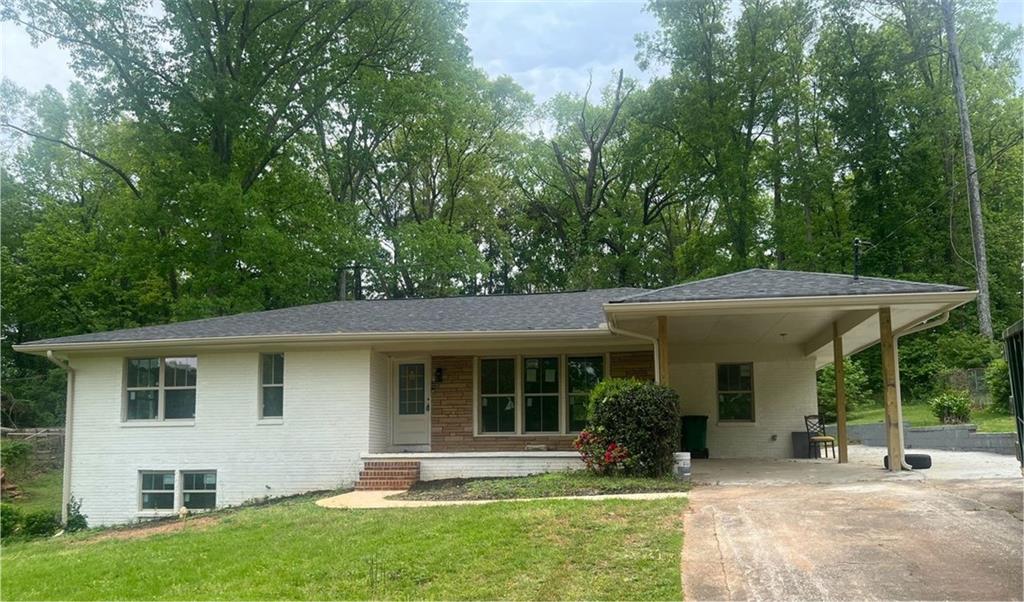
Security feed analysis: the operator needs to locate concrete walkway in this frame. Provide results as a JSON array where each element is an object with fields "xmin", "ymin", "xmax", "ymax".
[{"xmin": 316, "ymin": 489, "xmax": 688, "ymax": 509}]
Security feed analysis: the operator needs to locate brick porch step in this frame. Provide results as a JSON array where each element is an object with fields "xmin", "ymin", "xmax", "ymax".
[{"xmin": 355, "ymin": 460, "xmax": 420, "ymax": 491}]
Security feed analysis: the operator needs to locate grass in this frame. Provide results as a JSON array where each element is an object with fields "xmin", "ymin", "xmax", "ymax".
[
  {"xmin": 846, "ymin": 403, "xmax": 1016, "ymax": 433},
  {"xmin": 2, "ymin": 468, "xmax": 63, "ymax": 515},
  {"xmin": 394, "ymin": 470, "xmax": 690, "ymax": 501},
  {"xmin": 1, "ymin": 492, "xmax": 686, "ymax": 600}
]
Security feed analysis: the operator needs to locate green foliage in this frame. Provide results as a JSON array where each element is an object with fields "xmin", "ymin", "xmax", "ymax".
[
  {"xmin": 397, "ymin": 471, "xmax": 689, "ymax": 501},
  {"xmin": 929, "ymin": 390, "xmax": 973, "ymax": 425},
  {"xmin": 0, "ymin": 439, "xmax": 31, "ymax": 471},
  {"xmin": 985, "ymin": 358, "xmax": 1012, "ymax": 414},
  {"xmin": 589, "ymin": 379, "xmax": 680, "ymax": 477},
  {"xmin": 817, "ymin": 359, "xmax": 872, "ymax": 423},
  {"xmin": 0, "ymin": 495, "xmax": 686, "ymax": 601},
  {"xmin": 0, "ymin": 504, "xmax": 22, "ymax": 540},
  {"xmin": 65, "ymin": 496, "xmax": 88, "ymax": 533},
  {"xmin": 0, "ymin": 0, "xmax": 1020, "ymax": 416},
  {"xmin": 20, "ymin": 510, "xmax": 60, "ymax": 538}
]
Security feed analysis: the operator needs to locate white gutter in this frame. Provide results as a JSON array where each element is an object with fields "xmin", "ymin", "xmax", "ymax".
[
  {"xmin": 46, "ymin": 351, "xmax": 74, "ymax": 525},
  {"xmin": 891, "ymin": 311, "xmax": 951, "ymax": 470},
  {"xmin": 606, "ymin": 315, "xmax": 661, "ymax": 384}
]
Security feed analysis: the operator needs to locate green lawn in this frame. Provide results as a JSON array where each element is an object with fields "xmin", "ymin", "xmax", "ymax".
[
  {"xmin": 1, "ymin": 493, "xmax": 686, "ymax": 600},
  {"xmin": 2, "ymin": 468, "xmax": 63, "ymax": 515},
  {"xmin": 847, "ymin": 403, "xmax": 1016, "ymax": 433},
  {"xmin": 395, "ymin": 470, "xmax": 690, "ymax": 501}
]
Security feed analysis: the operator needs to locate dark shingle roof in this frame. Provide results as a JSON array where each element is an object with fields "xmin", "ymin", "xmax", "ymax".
[
  {"xmin": 22, "ymin": 288, "xmax": 648, "ymax": 346},
  {"xmin": 611, "ymin": 269, "xmax": 969, "ymax": 304}
]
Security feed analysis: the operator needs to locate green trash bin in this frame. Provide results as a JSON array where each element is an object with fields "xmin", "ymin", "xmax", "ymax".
[{"xmin": 681, "ymin": 415, "xmax": 709, "ymax": 459}]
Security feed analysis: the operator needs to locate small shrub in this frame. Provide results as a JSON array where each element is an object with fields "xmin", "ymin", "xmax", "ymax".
[
  {"xmin": 985, "ymin": 358, "xmax": 1012, "ymax": 414},
  {"xmin": 1, "ymin": 503, "xmax": 23, "ymax": 540},
  {"xmin": 589, "ymin": 379, "xmax": 680, "ymax": 477},
  {"xmin": 21, "ymin": 510, "xmax": 60, "ymax": 538},
  {"xmin": 0, "ymin": 439, "xmax": 31, "ymax": 472},
  {"xmin": 929, "ymin": 390, "xmax": 973, "ymax": 424},
  {"xmin": 573, "ymin": 428, "xmax": 632, "ymax": 474},
  {"xmin": 65, "ymin": 496, "xmax": 88, "ymax": 532}
]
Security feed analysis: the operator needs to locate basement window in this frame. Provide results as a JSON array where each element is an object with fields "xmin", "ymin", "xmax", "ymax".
[
  {"xmin": 139, "ymin": 471, "xmax": 175, "ymax": 510},
  {"xmin": 182, "ymin": 471, "xmax": 217, "ymax": 510}
]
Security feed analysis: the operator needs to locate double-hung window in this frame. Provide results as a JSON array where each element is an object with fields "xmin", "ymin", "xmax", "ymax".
[
  {"xmin": 717, "ymin": 363, "xmax": 754, "ymax": 422},
  {"xmin": 260, "ymin": 353, "xmax": 284, "ymax": 418},
  {"xmin": 524, "ymin": 357, "xmax": 559, "ymax": 432},
  {"xmin": 140, "ymin": 471, "xmax": 175, "ymax": 510},
  {"xmin": 567, "ymin": 356, "xmax": 604, "ymax": 432},
  {"xmin": 125, "ymin": 357, "xmax": 197, "ymax": 421},
  {"xmin": 182, "ymin": 471, "xmax": 217, "ymax": 510},
  {"xmin": 480, "ymin": 358, "xmax": 515, "ymax": 433}
]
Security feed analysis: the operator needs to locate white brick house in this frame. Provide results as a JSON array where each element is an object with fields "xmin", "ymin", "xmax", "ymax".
[{"xmin": 14, "ymin": 269, "xmax": 975, "ymax": 525}]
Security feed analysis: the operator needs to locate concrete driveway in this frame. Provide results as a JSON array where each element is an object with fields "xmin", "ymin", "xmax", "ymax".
[{"xmin": 684, "ymin": 447, "xmax": 1023, "ymax": 601}]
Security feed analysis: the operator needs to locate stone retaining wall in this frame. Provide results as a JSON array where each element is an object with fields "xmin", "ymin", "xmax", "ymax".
[{"xmin": 826, "ymin": 422, "xmax": 1016, "ymax": 456}]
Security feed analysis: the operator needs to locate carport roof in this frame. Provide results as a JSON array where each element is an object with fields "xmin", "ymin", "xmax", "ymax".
[{"xmin": 611, "ymin": 269, "xmax": 969, "ymax": 304}]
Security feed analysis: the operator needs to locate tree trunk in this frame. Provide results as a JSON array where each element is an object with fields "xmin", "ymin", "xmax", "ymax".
[{"xmin": 942, "ymin": 0, "xmax": 994, "ymax": 338}]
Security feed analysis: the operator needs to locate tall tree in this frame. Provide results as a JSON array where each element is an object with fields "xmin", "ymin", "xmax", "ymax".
[{"xmin": 941, "ymin": 0, "xmax": 994, "ymax": 337}]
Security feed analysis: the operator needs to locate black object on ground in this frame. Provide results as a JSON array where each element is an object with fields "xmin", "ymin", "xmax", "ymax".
[{"xmin": 884, "ymin": 453, "xmax": 932, "ymax": 469}]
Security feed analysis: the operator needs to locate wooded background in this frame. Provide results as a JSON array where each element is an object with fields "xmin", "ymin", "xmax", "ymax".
[{"xmin": 1, "ymin": 0, "xmax": 1020, "ymax": 427}]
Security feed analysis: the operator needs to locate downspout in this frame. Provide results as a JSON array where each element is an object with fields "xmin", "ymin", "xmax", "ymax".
[
  {"xmin": 606, "ymin": 313, "xmax": 661, "ymax": 384},
  {"xmin": 46, "ymin": 351, "xmax": 74, "ymax": 525},
  {"xmin": 891, "ymin": 311, "xmax": 951, "ymax": 470}
]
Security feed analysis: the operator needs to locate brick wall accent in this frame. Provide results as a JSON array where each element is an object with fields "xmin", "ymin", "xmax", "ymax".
[
  {"xmin": 430, "ymin": 356, "xmax": 575, "ymax": 452},
  {"xmin": 609, "ymin": 350, "xmax": 655, "ymax": 381}
]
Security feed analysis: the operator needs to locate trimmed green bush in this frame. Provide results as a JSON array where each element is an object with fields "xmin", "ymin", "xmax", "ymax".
[
  {"xmin": 589, "ymin": 379, "xmax": 680, "ymax": 477},
  {"xmin": 1, "ymin": 503, "xmax": 23, "ymax": 540},
  {"xmin": 21, "ymin": 509, "xmax": 60, "ymax": 538},
  {"xmin": 985, "ymin": 358, "xmax": 1012, "ymax": 414},
  {"xmin": 929, "ymin": 390, "xmax": 972, "ymax": 424}
]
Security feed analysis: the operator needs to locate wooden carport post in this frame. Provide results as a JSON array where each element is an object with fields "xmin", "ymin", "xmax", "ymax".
[
  {"xmin": 833, "ymin": 322, "xmax": 848, "ymax": 463},
  {"xmin": 658, "ymin": 316, "xmax": 669, "ymax": 387},
  {"xmin": 879, "ymin": 307, "xmax": 904, "ymax": 471}
]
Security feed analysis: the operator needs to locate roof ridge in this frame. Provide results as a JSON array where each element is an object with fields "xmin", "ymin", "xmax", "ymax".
[{"xmin": 614, "ymin": 269, "xmax": 761, "ymax": 302}]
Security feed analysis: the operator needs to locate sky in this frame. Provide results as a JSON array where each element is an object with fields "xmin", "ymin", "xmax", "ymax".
[{"xmin": 1, "ymin": 1, "xmax": 1022, "ymax": 103}]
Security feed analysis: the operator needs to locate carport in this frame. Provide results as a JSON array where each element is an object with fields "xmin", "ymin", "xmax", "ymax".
[{"xmin": 605, "ymin": 269, "xmax": 977, "ymax": 469}]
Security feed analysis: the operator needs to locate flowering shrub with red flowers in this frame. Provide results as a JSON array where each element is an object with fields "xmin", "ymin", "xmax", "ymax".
[{"xmin": 573, "ymin": 427, "xmax": 632, "ymax": 474}]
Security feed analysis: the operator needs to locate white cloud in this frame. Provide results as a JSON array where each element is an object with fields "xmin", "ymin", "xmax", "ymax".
[{"xmin": 1, "ymin": 21, "xmax": 75, "ymax": 92}]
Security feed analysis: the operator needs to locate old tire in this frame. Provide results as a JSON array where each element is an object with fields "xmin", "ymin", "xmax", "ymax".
[{"xmin": 883, "ymin": 454, "xmax": 932, "ymax": 470}]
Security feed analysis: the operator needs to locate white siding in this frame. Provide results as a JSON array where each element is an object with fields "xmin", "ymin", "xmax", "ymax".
[
  {"xmin": 68, "ymin": 349, "xmax": 371, "ymax": 526},
  {"xmin": 670, "ymin": 358, "xmax": 818, "ymax": 458},
  {"xmin": 368, "ymin": 351, "xmax": 391, "ymax": 453}
]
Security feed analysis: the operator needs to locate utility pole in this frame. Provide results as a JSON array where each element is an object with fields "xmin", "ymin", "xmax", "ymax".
[{"xmin": 942, "ymin": 0, "xmax": 994, "ymax": 338}]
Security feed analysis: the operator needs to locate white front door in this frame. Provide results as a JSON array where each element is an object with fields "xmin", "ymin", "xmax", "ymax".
[{"xmin": 392, "ymin": 359, "xmax": 430, "ymax": 446}]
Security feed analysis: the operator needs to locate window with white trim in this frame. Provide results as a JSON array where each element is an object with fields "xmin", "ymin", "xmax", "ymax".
[
  {"xmin": 125, "ymin": 357, "xmax": 197, "ymax": 421},
  {"xmin": 523, "ymin": 357, "xmax": 559, "ymax": 432},
  {"xmin": 567, "ymin": 356, "xmax": 604, "ymax": 432},
  {"xmin": 480, "ymin": 358, "xmax": 516, "ymax": 433},
  {"xmin": 717, "ymin": 363, "xmax": 754, "ymax": 422},
  {"xmin": 139, "ymin": 471, "xmax": 175, "ymax": 510},
  {"xmin": 260, "ymin": 353, "xmax": 284, "ymax": 418},
  {"xmin": 182, "ymin": 471, "xmax": 217, "ymax": 510}
]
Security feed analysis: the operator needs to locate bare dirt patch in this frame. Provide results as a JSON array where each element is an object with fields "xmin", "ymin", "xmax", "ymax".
[{"xmin": 78, "ymin": 515, "xmax": 220, "ymax": 544}]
